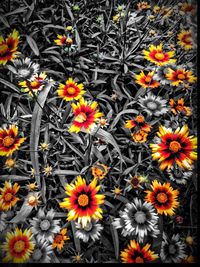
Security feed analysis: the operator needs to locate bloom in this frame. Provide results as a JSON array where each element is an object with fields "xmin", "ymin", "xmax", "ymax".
[
  {"xmin": 0, "ymin": 124, "xmax": 26, "ymax": 157},
  {"xmin": 137, "ymin": 2, "xmax": 151, "ymax": 10},
  {"xmin": 144, "ymin": 180, "xmax": 179, "ymax": 216},
  {"xmin": 0, "ymin": 29, "xmax": 20, "ymax": 65},
  {"xmin": 125, "ymin": 115, "xmax": 152, "ymax": 133},
  {"xmin": 75, "ymin": 220, "xmax": 103, "ymax": 242},
  {"xmin": 1, "ymin": 228, "xmax": 35, "ymax": 263},
  {"xmin": 29, "ymin": 237, "xmax": 53, "ymax": 263},
  {"xmin": 91, "ymin": 163, "xmax": 109, "ymax": 180},
  {"xmin": 54, "ymin": 34, "xmax": 73, "ymax": 46},
  {"xmin": 69, "ymin": 98, "xmax": 103, "ymax": 133},
  {"xmin": 143, "ymin": 44, "xmax": 176, "ymax": 66},
  {"xmin": 0, "ymin": 181, "xmax": 20, "ymax": 211},
  {"xmin": 131, "ymin": 131, "xmax": 148, "ymax": 143},
  {"xmin": 166, "ymin": 68, "xmax": 197, "ymax": 86},
  {"xmin": 57, "ymin": 78, "xmax": 85, "ymax": 101},
  {"xmin": 59, "ymin": 176, "xmax": 105, "ymax": 227},
  {"xmin": 169, "ymin": 98, "xmax": 191, "ymax": 116},
  {"xmin": 167, "ymin": 167, "xmax": 193, "ymax": 185},
  {"xmin": 120, "ymin": 240, "xmax": 158, "ymax": 263},
  {"xmin": 135, "ymin": 71, "xmax": 160, "ymax": 88},
  {"xmin": 177, "ymin": 30, "xmax": 193, "ymax": 50},
  {"xmin": 52, "ymin": 228, "xmax": 70, "ymax": 250},
  {"xmin": 150, "ymin": 125, "xmax": 197, "ymax": 170}
]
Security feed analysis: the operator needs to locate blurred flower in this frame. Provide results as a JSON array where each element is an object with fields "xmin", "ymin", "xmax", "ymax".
[
  {"xmin": 154, "ymin": 64, "xmax": 177, "ymax": 84},
  {"xmin": 153, "ymin": 6, "xmax": 161, "ymax": 13},
  {"xmin": 4, "ymin": 157, "xmax": 17, "ymax": 170},
  {"xmin": 72, "ymin": 252, "xmax": 84, "ymax": 263},
  {"xmin": 145, "ymin": 180, "xmax": 179, "ymax": 216},
  {"xmin": 75, "ymin": 220, "xmax": 103, "ymax": 242},
  {"xmin": 147, "ymin": 15, "xmax": 155, "ymax": 21},
  {"xmin": 111, "ymin": 186, "xmax": 122, "ymax": 197},
  {"xmin": 131, "ymin": 130, "xmax": 148, "ymax": 143},
  {"xmin": 0, "ymin": 181, "xmax": 20, "ymax": 211},
  {"xmin": 125, "ymin": 175, "xmax": 143, "ymax": 191},
  {"xmin": 54, "ymin": 35, "xmax": 73, "ymax": 46},
  {"xmin": 30, "ymin": 237, "xmax": 53, "ymax": 263},
  {"xmin": 135, "ymin": 71, "xmax": 160, "ymax": 89},
  {"xmin": 125, "ymin": 115, "xmax": 152, "ymax": 133},
  {"xmin": 113, "ymin": 14, "xmax": 120, "ymax": 23},
  {"xmin": 57, "ymin": 78, "xmax": 85, "ymax": 101},
  {"xmin": 159, "ymin": 6, "xmax": 173, "ymax": 19},
  {"xmin": 177, "ymin": 30, "xmax": 193, "ymax": 50},
  {"xmin": 150, "ymin": 125, "xmax": 197, "ymax": 170},
  {"xmin": 167, "ymin": 167, "xmax": 192, "ymax": 185},
  {"xmin": 182, "ymin": 255, "xmax": 196, "ymax": 263},
  {"xmin": 180, "ymin": 3, "xmax": 196, "ymax": 15},
  {"xmin": 26, "ymin": 182, "xmax": 39, "ymax": 191},
  {"xmin": 30, "ymin": 168, "xmax": 35, "ymax": 178},
  {"xmin": 39, "ymin": 142, "xmax": 50, "ymax": 151},
  {"xmin": 120, "ymin": 240, "xmax": 158, "ymax": 263},
  {"xmin": 66, "ymin": 25, "xmax": 73, "ymax": 32},
  {"xmin": 97, "ymin": 118, "xmax": 109, "ymax": 128},
  {"xmin": 1, "ymin": 228, "xmax": 35, "ymax": 263},
  {"xmin": 25, "ymin": 192, "xmax": 41, "ymax": 209},
  {"xmin": 185, "ymin": 236, "xmax": 194, "ymax": 246},
  {"xmin": 169, "ymin": 98, "xmax": 191, "ymax": 116},
  {"xmin": 52, "ymin": 228, "xmax": 70, "ymax": 250},
  {"xmin": 43, "ymin": 165, "xmax": 53, "ymax": 176},
  {"xmin": 175, "ymin": 215, "xmax": 184, "ymax": 224},
  {"xmin": 0, "ymin": 212, "xmax": 7, "ymax": 232},
  {"xmin": 72, "ymin": 5, "xmax": 80, "ymax": 11},
  {"xmin": 166, "ymin": 68, "xmax": 197, "ymax": 86},
  {"xmin": 111, "ymin": 92, "xmax": 118, "ymax": 101},
  {"xmin": 143, "ymin": 44, "xmax": 176, "ymax": 66},
  {"xmin": 137, "ymin": 2, "xmax": 151, "ymax": 10},
  {"xmin": 0, "ymin": 124, "xmax": 26, "ymax": 157},
  {"xmin": 91, "ymin": 163, "xmax": 108, "ymax": 180}
]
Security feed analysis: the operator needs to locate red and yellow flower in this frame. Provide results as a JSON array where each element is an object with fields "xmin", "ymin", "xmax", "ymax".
[
  {"xmin": 125, "ymin": 115, "xmax": 152, "ymax": 133},
  {"xmin": 1, "ymin": 228, "xmax": 35, "ymax": 263},
  {"xmin": 169, "ymin": 98, "xmax": 191, "ymax": 116},
  {"xmin": 150, "ymin": 125, "xmax": 197, "ymax": 170},
  {"xmin": 57, "ymin": 78, "xmax": 85, "ymax": 101},
  {"xmin": 54, "ymin": 35, "xmax": 73, "ymax": 46},
  {"xmin": 144, "ymin": 180, "xmax": 179, "ymax": 216},
  {"xmin": 91, "ymin": 163, "xmax": 109, "ymax": 180},
  {"xmin": 0, "ymin": 29, "xmax": 20, "ymax": 65},
  {"xmin": 180, "ymin": 3, "xmax": 196, "ymax": 15},
  {"xmin": 135, "ymin": 71, "xmax": 160, "ymax": 88},
  {"xmin": 59, "ymin": 176, "xmax": 105, "ymax": 227},
  {"xmin": 137, "ymin": 2, "xmax": 151, "ymax": 10},
  {"xmin": 131, "ymin": 130, "xmax": 148, "ymax": 143},
  {"xmin": 0, "ymin": 181, "xmax": 20, "ymax": 211},
  {"xmin": 52, "ymin": 228, "xmax": 70, "ymax": 250},
  {"xmin": 0, "ymin": 125, "xmax": 26, "ymax": 157},
  {"xmin": 120, "ymin": 240, "xmax": 158, "ymax": 263},
  {"xmin": 166, "ymin": 68, "xmax": 197, "ymax": 86},
  {"xmin": 69, "ymin": 98, "xmax": 103, "ymax": 133},
  {"xmin": 177, "ymin": 30, "xmax": 193, "ymax": 50},
  {"xmin": 143, "ymin": 44, "xmax": 176, "ymax": 66}
]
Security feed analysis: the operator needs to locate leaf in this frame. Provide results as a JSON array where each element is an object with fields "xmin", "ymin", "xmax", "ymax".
[
  {"xmin": 109, "ymin": 216, "xmax": 119, "ymax": 259},
  {"xmin": 10, "ymin": 201, "xmax": 33, "ymax": 223},
  {"xmin": 0, "ymin": 14, "xmax": 10, "ymax": 27},
  {"xmin": 75, "ymin": 29, "xmax": 81, "ymax": 51},
  {"xmin": 0, "ymin": 175, "xmax": 30, "ymax": 181},
  {"xmin": 152, "ymin": 214, "xmax": 163, "ymax": 257},
  {"xmin": 0, "ymin": 78, "xmax": 20, "ymax": 93},
  {"xmin": 26, "ymin": 35, "xmax": 40, "ymax": 56},
  {"xmin": 53, "ymin": 170, "xmax": 80, "ymax": 176},
  {"xmin": 71, "ymin": 221, "xmax": 81, "ymax": 253}
]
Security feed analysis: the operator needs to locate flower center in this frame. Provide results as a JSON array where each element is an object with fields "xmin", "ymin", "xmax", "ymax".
[
  {"xmin": 134, "ymin": 211, "xmax": 146, "ymax": 224},
  {"xmin": 66, "ymin": 38, "xmax": 73, "ymax": 45},
  {"xmin": 13, "ymin": 240, "xmax": 25, "ymax": 253},
  {"xmin": 135, "ymin": 256, "xmax": 144, "ymax": 263},
  {"xmin": 18, "ymin": 68, "xmax": 31, "ymax": 77},
  {"xmin": 155, "ymin": 52, "xmax": 165, "ymax": 60},
  {"xmin": 5, "ymin": 158, "xmax": 15, "ymax": 168},
  {"xmin": 131, "ymin": 177, "xmax": 139, "ymax": 187},
  {"xmin": 3, "ymin": 136, "xmax": 15, "ymax": 147},
  {"xmin": 40, "ymin": 219, "xmax": 51, "ymax": 231},
  {"xmin": 168, "ymin": 244, "xmax": 176, "ymax": 255},
  {"xmin": 32, "ymin": 249, "xmax": 42, "ymax": 261},
  {"xmin": 78, "ymin": 194, "xmax": 89, "ymax": 207},
  {"xmin": 156, "ymin": 192, "xmax": 168, "ymax": 203},
  {"xmin": 27, "ymin": 195, "xmax": 37, "ymax": 206},
  {"xmin": 75, "ymin": 112, "xmax": 87, "ymax": 123},
  {"xmin": 95, "ymin": 168, "xmax": 104, "ymax": 176},
  {"xmin": 67, "ymin": 86, "xmax": 76, "ymax": 95},
  {"xmin": 146, "ymin": 101, "xmax": 157, "ymax": 110},
  {"xmin": 54, "ymin": 234, "xmax": 63, "ymax": 244},
  {"xmin": 30, "ymin": 80, "xmax": 41, "ymax": 89},
  {"xmin": 145, "ymin": 76, "xmax": 152, "ymax": 83},
  {"xmin": 177, "ymin": 73, "xmax": 186, "ymax": 80},
  {"xmin": 135, "ymin": 115, "xmax": 145, "ymax": 123},
  {"xmin": 4, "ymin": 192, "xmax": 13, "ymax": 202},
  {"xmin": 134, "ymin": 133, "xmax": 143, "ymax": 141},
  {"xmin": 184, "ymin": 36, "xmax": 191, "ymax": 43},
  {"xmin": 83, "ymin": 222, "xmax": 93, "ymax": 231},
  {"xmin": 169, "ymin": 141, "xmax": 181, "ymax": 152},
  {"xmin": 0, "ymin": 44, "xmax": 9, "ymax": 55}
]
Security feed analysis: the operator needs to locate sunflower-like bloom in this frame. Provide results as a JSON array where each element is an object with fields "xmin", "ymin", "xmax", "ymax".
[
  {"xmin": 143, "ymin": 44, "xmax": 176, "ymax": 66},
  {"xmin": 59, "ymin": 176, "xmax": 105, "ymax": 227},
  {"xmin": 0, "ymin": 181, "xmax": 20, "ymax": 211},
  {"xmin": 131, "ymin": 131, "xmax": 148, "ymax": 143},
  {"xmin": 135, "ymin": 71, "xmax": 160, "ymax": 89},
  {"xmin": 125, "ymin": 115, "xmax": 152, "ymax": 133},
  {"xmin": 0, "ymin": 125, "xmax": 26, "ymax": 157},
  {"xmin": 1, "ymin": 228, "xmax": 35, "ymax": 263},
  {"xmin": 169, "ymin": 98, "xmax": 191, "ymax": 116},
  {"xmin": 54, "ymin": 34, "xmax": 73, "ymax": 46},
  {"xmin": 0, "ymin": 29, "xmax": 20, "ymax": 65},
  {"xmin": 69, "ymin": 98, "xmax": 103, "ymax": 133},
  {"xmin": 52, "ymin": 228, "xmax": 70, "ymax": 250},
  {"xmin": 177, "ymin": 30, "xmax": 193, "ymax": 50},
  {"xmin": 166, "ymin": 68, "xmax": 197, "ymax": 86},
  {"xmin": 57, "ymin": 78, "xmax": 85, "ymax": 101},
  {"xmin": 91, "ymin": 163, "xmax": 109, "ymax": 180},
  {"xmin": 150, "ymin": 125, "xmax": 197, "ymax": 170},
  {"xmin": 144, "ymin": 180, "xmax": 179, "ymax": 216},
  {"xmin": 120, "ymin": 240, "xmax": 158, "ymax": 263}
]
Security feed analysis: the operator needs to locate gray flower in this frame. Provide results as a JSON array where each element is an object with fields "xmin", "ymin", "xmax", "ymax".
[{"xmin": 75, "ymin": 220, "xmax": 103, "ymax": 243}]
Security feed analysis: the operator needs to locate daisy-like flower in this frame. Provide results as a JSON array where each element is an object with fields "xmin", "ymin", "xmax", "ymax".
[
  {"xmin": 131, "ymin": 130, "xmax": 148, "ymax": 143},
  {"xmin": 169, "ymin": 98, "xmax": 191, "ymax": 116},
  {"xmin": 30, "ymin": 237, "xmax": 53, "ymax": 263},
  {"xmin": 39, "ymin": 142, "xmax": 49, "ymax": 151},
  {"xmin": 0, "ymin": 181, "xmax": 20, "ymax": 211},
  {"xmin": 7, "ymin": 57, "xmax": 40, "ymax": 81},
  {"xmin": 137, "ymin": 2, "xmax": 151, "ymax": 10},
  {"xmin": 0, "ymin": 29, "xmax": 20, "ymax": 65},
  {"xmin": 4, "ymin": 157, "xmax": 17, "ymax": 171},
  {"xmin": 75, "ymin": 220, "xmax": 103, "ymax": 243},
  {"xmin": 0, "ymin": 124, "xmax": 26, "ymax": 157},
  {"xmin": 96, "ymin": 118, "xmax": 109, "ymax": 128},
  {"xmin": 150, "ymin": 125, "xmax": 197, "ymax": 170},
  {"xmin": 166, "ymin": 68, "xmax": 197, "ymax": 86},
  {"xmin": 180, "ymin": 3, "xmax": 196, "ymax": 15},
  {"xmin": 59, "ymin": 176, "xmax": 105, "ymax": 227},
  {"xmin": 153, "ymin": 64, "xmax": 177, "ymax": 84},
  {"xmin": 113, "ymin": 198, "xmax": 159, "ymax": 243},
  {"xmin": 125, "ymin": 115, "xmax": 152, "ymax": 133},
  {"xmin": 72, "ymin": 252, "xmax": 84, "ymax": 263},
  {"xmin": 30, "ymin": 208, "xmax": 61, "ymax": 243},
  {"xmin": 144, "ymin": 180, "xmax": 179, "ymax": 216},
  {"xmin": 18, "ymin": 72, "xmax": 48, "ymax": 96},
  {"xmin": 177, "ymin": 30, "xmax": 193, "ymax": 50},
  {"xmin": 25, "ymin": 192, "xmax": 41, "ymax": 209},
  {"xmin": 167, "ymin": 167, "xmax": 193, "ymax": 185},
  {"xmin": 138, "ymin": 92, "xmax": 169, "ymax": 117},
  {"xmin": 26, "ymin": 182, "xmax": 38, "ymax": 191},
  {"xmin": 160, "ymin": 233, "xmax": 186, "ymax": 263},
  {"xmin": 54, "ymin": 34, "xmax": 73, "ymax": 46},
  {"xmin": 111, "ymin": 186, "xmax": 122, "ymax": 198},
  {"xmin": 124, "ymin": 175, "xmax": 144, "ymax": 191},
  {"xmin": 120, "ymin": 240, "xmax": 158, "ymax": 263},
  {"xmin": 69, "ymin": 98, "xmax": 103, "ymax": 133},
  {"xmin": 135, "ymin": 71, "xmax": 160, "ymax": 89},
  {"xmin": 52, "ymin": 228, "xmax": 70, "ymax": 250},
  {"xmin": 1, "ymin": 228, "xmax": 35, "ymax": 263},
  {"xmin": 91, "ymin": 163, "xmax": 109, "ymax": 180},
  {"xmin": 43, "ymin": 165, "xmax": 53, "ymax": 176},
  {"xmin": 57, "ymin": 78, "xmax": 85, "ymax": 101},
  {"xmin": 143, "ymin": 44, "xmax": 176, "ymax": 66}
]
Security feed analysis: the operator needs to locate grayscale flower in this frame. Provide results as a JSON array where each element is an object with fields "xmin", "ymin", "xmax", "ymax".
[
  {"xmin": 167, "ymin": 166, "xmax": 193, "ymax": 185},
  {"xmin": 29, "ymin": 237, "xmax": 53, "ymax": 263},
  {"xmin": 75, "ymin": 220, "xmax": 103, "ymax": 243},
  {"xmin": 154, "ymin": 64, "xmax": 177, "ymax": 84}
]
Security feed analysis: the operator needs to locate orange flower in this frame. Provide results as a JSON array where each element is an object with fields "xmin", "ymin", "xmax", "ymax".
[
  {"xmin": 120, "ymin": 240, "xmax": 158, "ymax": 263},
  {"xmin": 144, "ymin": 180, "xmax": 179, "ymax": 216},
  {"xmin": 0, "ymin": 125, "xmax": 26, "ymax": 157},
  {"xmin": 131, "ymin": 130, "xmax": 148, "ymax": 143},
  {"xmin": 54, "ymin": 35, "xmax": 73, "ymax": 46},
  {"xmin": 52, "ymin": 228, "xmax": 70, "ymax": 250},
  {"xmin": 169, "ymin": 98, "xmax": 191, "ymax": 116},
  {"xmin": 177, "ymin": 30, "xmax": 193, "ymax": 50},
  {"xmin": 57, "ymin": 78, "xmax": 85, "ymax": 101},
  {"xmin": 91, "ymin": 163, "xmax": 108, "ymax": 180},
  {"xmin": 180, "ymin": 3, "xmax": 196, "ymax": 15},
  {"xmin": 135, "ymin": 71, "xmax": 160, "ymax": 88},
  {"xmin": 125, "ymin": 115, "xmax": 152, "ymax": 132},
  {"xmin": 0, "ymin": 181, "xmax": 20, "ymax": 211},
  {"xmin": 137, "ymin": 2, "xmax": 151, "ymax": 10},
  {"xmin": 166, "ymin": 68, "xmax": 197, "ymax": 86},
  {"xmin": 0, "ymin": 29, "xmax": 20, "ymax": 65}
]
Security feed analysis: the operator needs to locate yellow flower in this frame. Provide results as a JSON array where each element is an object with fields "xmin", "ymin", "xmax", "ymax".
[
  {"xmin": 0, "ymin": 181, "xmax": 20, "ymax": 211},
  {"xmin": 57, "ymin": 78, "xmax": 85, "ymax": 101},
  {"xmin": 166, "ymin": 68, "xmax": 197, "ymax": 86},
  {"xmin": 52, "ymin": 228, "xmax": 70, "ymax": 250},
  {"xmin": 177, "ymin": 30, "xmax": 193, "ymax": 50},
  {"xmin": 135, "ymin": 71, "xmax": 160, "ymax": 88},
  {"xmin": 91, "ymin": 163, "xmax": 109, "ymax": 180}
]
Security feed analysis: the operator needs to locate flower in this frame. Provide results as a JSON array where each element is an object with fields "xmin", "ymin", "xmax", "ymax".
[
  {"xmin": 150, "ymin": 125, "xmax": 197, "ymax": 170},
  {"xmin": 91, "ymin": 163, "xmax": 108, "ymax": 180},
  {"xmin": 166, "ymin": 68, "xmax": 197, "ymax": 86},
  {"xmin": 159, "ymin": 6, "xmax": 173, "ymax": 19},
  {"xmin": 111, "ymin": 187, "xmax": 122, "ymax": 197},
  {"xmin": 43, "ymin": 165, "xmax": 53, "ymax": 176},
  {"xmin": 75, "ymin": 220, "xmax": 103, "ymax": 242},
  {"xmin": 124, "ymin": 175, "xmax": 144, "ymax": 191},
  {"xmin": 160, "ymin": 233, "xmax": 186, "ymax": 263},
  {"xmin": 1, "ymin": 228, "xmax": 35, "ymax": 263},
  {"xmin": 120, "ymin": 240, "xmax": 158, "ymax": 263},
  {"xmin": 0, "ymin": 124, "xmax": 26, "ymax": 157},
  {"xmin": 30, "ymin": 208, "xmax": 61, "ymax": 242},
  {"xmin": 154, "ymin": 64, "xmax": 177, "ymax": 84},
  {"xmin": 137, "ymin": 2, "xmax": 151, "ymax": 10},
  {"xmin": 131, "ymin": 131, "xmax": 148, "ymax": 143},
  {"xmin": 144, "ymin": 180, "xmax": 179, "ymax": 216},
  {"xmin": 25, "ymin": 192, "xmax": 41, "ymax": 209},
  {"xmin": 185, "ymin": 236, "xmax": 194, "ymax": 246},
  {"xmin": 177, "ymin": 30, "xmax": 193, "ymax": 50},
  {"xmin": 26, "ymin": 182, "xmax": 38, "ymax": 191},
  {"xmin": 180, "ymin": 3, "xmax": 196, "ymax": 14},
  {"xmin": 69, "ymin": 98, "xmax": 103, "ymax": 133},
  {"xmin": 29, "ymin": 237, "xmax": 53, "ymax": 263},
  {"xmin": 143, "ymin": 44, "xmax": 176, "ymax": 66},
  {"xmin": 125, "ymin": 115, "xmax": 152, "ymax": 133},
  {"xmin": 52, "ymin": 228, "xmax": 70, "ymax": 250},
  {"xmin": 4, "ymin": 158, "xmax": 17, "ymax": 170},
  {"xmin": 167, "ymin": 167, "xmax": 193, "ymax": 185},
  {"xmin": 138, "ymin": 93, "xmax": 168, "ymax": 117},
  {"xmin": 57, "ymin": 78, "xmax": 85, "ymax": 101},
  {"xmin": 72, "ymin": 252, "xmax": 84, "ymax": 263},
  {"xmin": 54, "ymin": 35, "xmax": 73, "ymax": 46},
  {"xmin": 135, "ymin": 71, "xmax": 160, "ymax": 89},
  {"xmin": 0, "ymin": 181, "xmax": 20, "ymax": 211},
  {"xmin": 182, "ymin": 255, "xmax": 196, "ymax": 263},
  {"xmin": 39, "ymin": 142, "xmax": 49, "ymax": 151},
  {"xmin": 59, "ymin": 176, "xmax": 105, "ymax": 227},
  {"xmin": 169, "ymin": 98, "xmax": 191, "ymax": 116},
  {"xmin": 96, "ymin": 118, "xmax": 109, "ymax": 128},
  {"xmin": 0, "ymin": 29, "xmax": 20, "ymax": 65}
]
